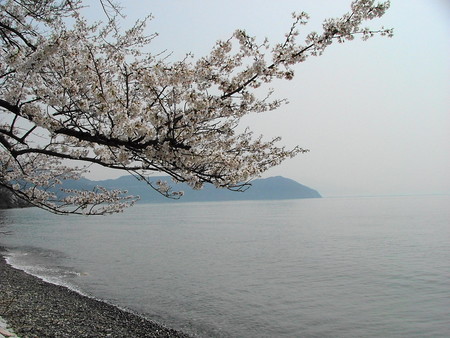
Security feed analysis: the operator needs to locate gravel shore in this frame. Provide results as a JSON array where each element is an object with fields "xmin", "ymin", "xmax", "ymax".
[{"xmin": 0, "ymin": 251, "xmax": 190, "ymax": 338}]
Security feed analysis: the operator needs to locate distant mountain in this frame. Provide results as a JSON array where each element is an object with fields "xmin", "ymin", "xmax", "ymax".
[
  {"xmin": 69, "ymin": 175, "xmax": 321, "ymax": 203},
  {"xmin": 0, "ymin": 176, "xmax": 321, "ymax": 209}
]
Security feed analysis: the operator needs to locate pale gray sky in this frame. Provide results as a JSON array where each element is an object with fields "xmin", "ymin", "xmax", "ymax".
[{"xmin": 84, "ymin": 1, "xmax": 449, "ymax": 197}]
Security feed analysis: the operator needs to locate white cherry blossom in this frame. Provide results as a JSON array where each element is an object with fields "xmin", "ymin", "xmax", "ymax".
[{"xmin": 0, "ymin": 0, "xmax": 392, "ymax": 215}]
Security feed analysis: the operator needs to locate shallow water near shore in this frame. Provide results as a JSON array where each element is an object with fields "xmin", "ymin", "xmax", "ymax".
[{"xmin": 1, "ymin": 195, "xmax": 450, "ymax": 337}]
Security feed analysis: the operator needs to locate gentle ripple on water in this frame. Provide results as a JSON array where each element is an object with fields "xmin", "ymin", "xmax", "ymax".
[{"xmin": 1, "ymin": 195, "xmax": 449, "ymax": 337}]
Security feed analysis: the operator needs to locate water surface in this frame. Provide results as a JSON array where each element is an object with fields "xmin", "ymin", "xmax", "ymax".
[{"xmin": 1, "ymin": 196, "xmax": 449, "ymax": 337}]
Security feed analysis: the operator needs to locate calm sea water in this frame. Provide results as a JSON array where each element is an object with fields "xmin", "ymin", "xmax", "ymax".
[{"xmin": 1, "ymin": 196, "xmax": 449, "ymax": 337}]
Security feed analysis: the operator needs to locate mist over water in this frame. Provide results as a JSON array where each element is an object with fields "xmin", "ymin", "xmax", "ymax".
[{"xmin": 1, "ymin": 196, "xmax": 449, "ymax": 337}]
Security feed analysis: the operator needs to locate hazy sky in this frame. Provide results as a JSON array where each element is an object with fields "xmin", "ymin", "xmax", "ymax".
[{"xmin": 84, "ymin": 1, "xmax": 449, "ymax": 197}]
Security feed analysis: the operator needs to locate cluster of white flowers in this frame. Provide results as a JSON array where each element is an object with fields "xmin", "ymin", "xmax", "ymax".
[
  {"xmin": 0, "ymin": 0, "xmax": 392, "ymax": 214},
  {"xmin": 60, "ymin": 186, "xmax": 138, "ymax": 215},
  {"xmin": 0, "ymin": 149, "xmax": 137, "ymax": 214}
]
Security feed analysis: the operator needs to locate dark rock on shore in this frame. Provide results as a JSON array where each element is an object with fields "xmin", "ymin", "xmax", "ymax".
[
  {"xmin": 0, "ymin": 253, "xmax": 190, "ymax": 338},
  {"xmin": 0, "ymin": 187, "xmax": 31, "ymax": 209}
]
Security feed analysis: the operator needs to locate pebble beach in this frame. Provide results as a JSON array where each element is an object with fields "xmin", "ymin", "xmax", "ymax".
[{"xmin": 0, "ymin": 250, "xmax": 190, "ymax": 338}]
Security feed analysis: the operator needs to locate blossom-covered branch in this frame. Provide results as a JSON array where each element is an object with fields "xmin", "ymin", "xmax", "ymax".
[{"xmin": 0, "ymin": 0, "xmax": 392, "ymax": 214}]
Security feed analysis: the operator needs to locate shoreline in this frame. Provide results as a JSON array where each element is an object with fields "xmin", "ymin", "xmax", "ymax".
[{"xmin": 0, "ymin": 250, "xmax": 190, "ymax": 337}]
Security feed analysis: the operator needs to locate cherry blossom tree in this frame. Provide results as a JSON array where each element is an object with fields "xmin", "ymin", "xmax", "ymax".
[{"xmin": 0, "ymin": 0, "xmax": 392, "ymax": 215}]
